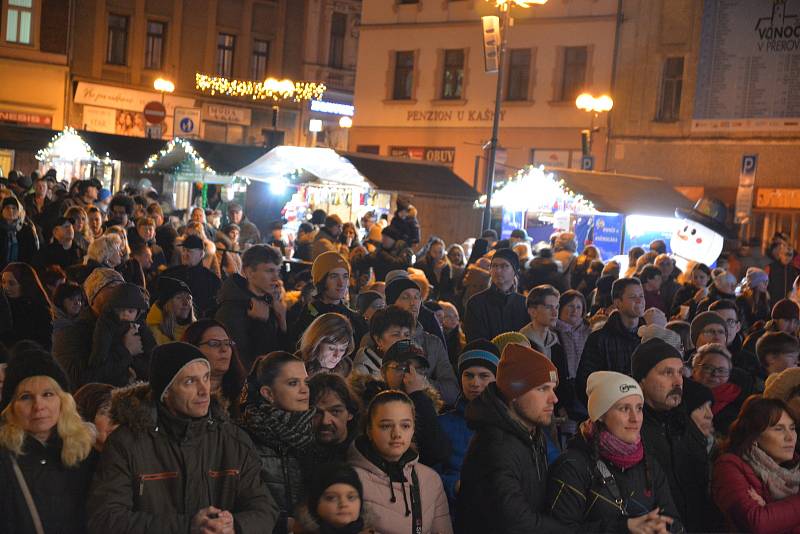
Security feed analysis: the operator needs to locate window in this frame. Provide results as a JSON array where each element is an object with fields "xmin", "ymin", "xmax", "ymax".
[
  {"xmin": 559, "ymin": 46, "xmax": 587, "ymax": 101},
  {"xmin": 106, "ymin": 14, "xmax": 129, "ymax": 65},
  {"xmin": 144, "ymin": 21, "xmax": 165, "ymax": 70},
  {"xmin": 441, "ymin": 49, "xmax": 465, "ymax": 99},
  {"xmin": 398, "ymin": 0, "xmax": 419, "ymax": 3},
  {"xmin": 5, "ymin": 0, "xmax": 33, "ymax": 44},
  {"xmin": 505, "ymin": 49, "xmax": 531, "ymax": 101},
  {"xmin": 392, "ymin": 51, "xmax": 415, "ymax": 100},
  {"xmin": 252, "ymin": 39, "xmax": 269, "ymax": 79},
  {"xmin": 656, "ymin": 57, "xmax": 684, "ymax": 122},
  {"xmin": 216, "ymin": 33, "xmax": 236, "ymax": 77},
  {"xmin": 329, "ymin": 12, "xmax": 346, "ymax": 68}
]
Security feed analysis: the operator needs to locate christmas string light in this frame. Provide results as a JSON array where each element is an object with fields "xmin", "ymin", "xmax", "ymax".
[
  {"xmin": 195, "ymin": 73, "xmax": 327, "ymax": 102},
  {"xmin": 36, "ymin": 127, "xmax": 99, "ymax": 162},
  {"xmin": 474, "ymin": 165, "xmax": 595, "ymax": 213},
  {"xmin": 143, "ymin": 137, "xmax": 216, "ymax": 174}
]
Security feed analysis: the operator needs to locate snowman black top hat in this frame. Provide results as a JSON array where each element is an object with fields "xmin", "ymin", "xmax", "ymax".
[{"xmin": 675, "ymin": 197, "xmax": 735, "ymax": 239}]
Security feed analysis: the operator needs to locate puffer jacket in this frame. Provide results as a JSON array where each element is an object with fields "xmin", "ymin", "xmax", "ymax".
[
  {"xmin": 145, "ymin": 302, "xmax": 190, "ymax": 345},
  {"xmin": 214, "ymin": 273, "xmax": 288, "ymax": 371},
  {"xmin": 456, "ymin": 383, "xmax": 565, "ymax": 534},
  {"xmin": 713, "ymin": 452, "xmax": 800, "ymax": 534},
  {"xmin": 348, "ymin": 436, "xmax": 452, "ymax": 534},
  {"xmin": 641, "ymin": 404, "xmax": 716, "ymax": 533},
  {"xmin": 546, "ymin": 432, "xmax": 685, "ymax": 533},
  {"xmin": 463, "ymin": 284, "xmax": 529, "ymax": 343},
  {"xmin": 87, "ymin": 384, "xmax": 277, "ymax": 533},
  {"xmin": 0, "ymin": 435, "xmax": 97, "ymax": 534},
  {"xmin": 575, "ymin": 310, "xmax": 643, "ymax": 405},
  {"xmin": 238, "ymin": 399, "xmax": 315, "ymax": 534}
]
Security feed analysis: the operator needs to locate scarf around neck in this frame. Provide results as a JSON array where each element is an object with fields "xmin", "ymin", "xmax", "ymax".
[
  {"xmin": 711, "ymin": 382, "xmax": 741, "ymax": 415},
  {"xmin": 744, "ymin": 443, "xmax": 800, "ymax": 501},
  {"xmin": 582, "ymin": 420, "xmax": 644, "ymax": 470},
  {"xmin": 242, "ymin": 400, "xmax": 315, "ymax": 453}
]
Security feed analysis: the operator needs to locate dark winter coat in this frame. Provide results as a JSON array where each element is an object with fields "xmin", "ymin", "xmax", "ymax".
[
  {"xmin": 641, "ymin": 404, "xmax": 715, "ymax": 533},
  {"xmin": 767, "ymin": 260, "xmax": 800, "ymax": 307},
  {"xmin": 436, "ymin": 398, "xmax": 472, "ymax": 508},
  {"xmin": 290, "ymin": 298, "xmax": 368, "ymax": 350},
  {"xmin": 713, "ymin": 367, "xmax": 757, "ymax": 437},
  {"xmin": 368, "ymin": 241, "xmax": 414, "ymax": 282},
  {"xmin": 215, "ymin": 273, "xmax": 288, "ymax": 371},
  {"xmin": 32, "ymin": 241, "xmax": 82, "ymax": 271},
  {"xmin": 0, "ymin": 218, "xmax": 39, "ymax": 269},
  {"xmin": 670, "ymin": 283, "xmax": 700, "ymax": 318},
  {"xmin": 575, "ymin": 310, "xmax": 643, "ymax": 405},
  {"xmin": 712, "ymin": 452, "xmax": 800, "ymax": 534},
  {"xmin": 160, "ymin": 264, "xmax": 221, "ymax": 317},
  {"xmin": 456, "ymin": 383, "xmax": 566, "ymax": 534},
  {"xmin": 0, "ymin": 435, "xmax": 97, "ymax": 534},
  {"xmin": 414, "ymin": 257, "xmax": 457, "ymax": 303},
  {"xmin": 388, "ymin": 214, "xmax": 420, "ymax": 247},
  {"xmin": 546, "ymin": 432, "xmax": 685, "ymax": 533},
  {"xmin": 463, "ymin": 284, "xmax": 529, "ymax": 342},
  {"xmin": 87, "ymin": 384, "xmax": 277, "ymax": 534},
  {"xmin": 0, "ymin": 292, "xmax": 53, "ymax": 350}
]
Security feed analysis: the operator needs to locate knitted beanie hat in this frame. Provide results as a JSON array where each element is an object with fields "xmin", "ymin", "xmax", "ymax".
[
  {"xmin": 631, "ymin": 337, "xmax": 684, "ymax": 381},
  {"xmin": 682, "ymin": 378, "xmax": 714, "ymax": 415},
  {"xmin": 492, "ymin": 248, "xmax": 520, "ymax": 273},
  {"xmin": 385, "ymin": 278, "xmax": 420, "ymax": 306},
  {"xmin": 1, "ymin": 349, "xmax": 70, "ymax": 409},
  {"xmin": 690, "ymin": 311, "xmax": 728, "ymax": 347},
  {"xmin": 149, "ymin": 342, "xmax": 210, "ymax": 403},
  {"xmin": 311, "ymin": 251, "xmax": 350, "ymax": 285},
  {"xmin": 496, "ymin": 343, "xmax": 558, "ymax": 401},
  {"xmin": 586, "ymin": 371, "xmax": 643, "ymax": 422},
  {"xmin": 491, "ymin": 331, "xmax": 531, "ymax": 355},
  {"xmin": 772, "ymin": 299, "xmax": 800, "ymax": 321}
]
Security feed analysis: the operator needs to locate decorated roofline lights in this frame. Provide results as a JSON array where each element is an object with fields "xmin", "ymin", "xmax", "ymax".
[
  {"xmin": 195, "ymin": 73, "xmax": 327, "ymax": 102},
  {"xmin": 475, "ymin": 165, "xmax": 596, "ymax": 214},
  {"xmin": 143, "ymin": 137, "xmax": 216, "ymax": 174},
  {"xmin": 36, "ymin": 127, "xmax": 99, "ymax": 163}
]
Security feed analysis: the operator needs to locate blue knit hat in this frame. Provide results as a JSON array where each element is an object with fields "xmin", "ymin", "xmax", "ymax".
[{"xmin": 458, "ymin": 349, "xmax": 500, "ymax": 377}]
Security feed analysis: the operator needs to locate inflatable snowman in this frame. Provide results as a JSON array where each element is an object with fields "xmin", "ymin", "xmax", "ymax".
[{"xmin": 670, "ymin": 197, "xmax": 731, "ymax": 272}]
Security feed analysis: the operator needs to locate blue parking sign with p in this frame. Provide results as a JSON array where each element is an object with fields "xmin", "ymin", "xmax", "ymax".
[{"xmin": 741, "ymin": 155, "xmax": 757, "ymax": 176}]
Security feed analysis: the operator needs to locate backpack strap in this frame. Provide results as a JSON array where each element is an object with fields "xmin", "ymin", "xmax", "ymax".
[{"xmin": 595, "ymin": 458, "xmax": 628, "ymax": 517}]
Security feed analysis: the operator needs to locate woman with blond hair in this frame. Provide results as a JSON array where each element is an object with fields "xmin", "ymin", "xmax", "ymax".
[
  {"xmin": 0, "ymin": 349, "xmax": 96, "ymax": 533},
  {"xmin": 299, "ymin": 312, "xmax": 355, "ymax": 377},
  {"xmin": 64, "ymin": 205, "xmax": 93, "ymax": 257}
]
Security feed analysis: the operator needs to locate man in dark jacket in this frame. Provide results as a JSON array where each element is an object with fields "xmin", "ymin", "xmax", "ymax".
[
  {"xmin": 633, "ymin": 338, "xmax": 715, "ymax": 532},
  {"xmin": 227, "ymin": 202, "xmax": 261, "ymax": 248},
  {"xmin": 767, "ymin": 240, "xmax": 800, "ymax": 304},
  {"xmin": 463, "ymin": 248, "xmax": 528, "ymax": 342},
  {"xmin": 290, "ymin": 251, "xmax": 368, "ymax": 348},
  {"xmin": 709, "ymin": 299, "xmax": 760, "ymax": 376},
  {"xmin": 215, "ymin": 244, "xmax": 288, "ymax": 371},
  {"xmin": 33, "ymin": 216, "xmax": 82, "ymax": 271},
  {"xmin": 457, "ymin": 343, "xmax": 564, "ymax": 533},
  {"xmin": 0, "ymin": 196, "xmax": 39, "ymax": 269},
  {"xmin": 368, "ymin": 226, "xmax": 413, "ymax": 281},
  {"xmin": 87, "ymin": 342, "xmax": 277, "ymax": 533},
  {"xmin": 160, "ymin": 235, "xmax": 221, "ymax": 317},
  {"xmin": 387, "ymin": 197, "xmax": 420, "ymax": 247},
  {"xmin": 308, "ymin": 373, "xmax": 360, "ymax": 464},
  {"xmin": 575, "ymin": 277, "xmax": 645, "ymax": 404}
]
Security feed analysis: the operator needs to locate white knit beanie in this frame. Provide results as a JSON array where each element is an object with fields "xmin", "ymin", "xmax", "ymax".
[{"xmin": 586, "ymin": 371, "xmax": 644, "ymax": 422}]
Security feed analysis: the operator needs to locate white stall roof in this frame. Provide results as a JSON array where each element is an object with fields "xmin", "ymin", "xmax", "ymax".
[{"xmin": 235, "ymin": 146, "xmax": 372, "ymax": 188}]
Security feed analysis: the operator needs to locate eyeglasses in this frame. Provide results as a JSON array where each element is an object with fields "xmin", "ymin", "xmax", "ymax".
[
  {"xmin": 701, "ymin": 327, "xmax": 727, "ymax": 337},
  {"xmin": 696, "ymin": 364, "xmax": 730, "ymax": 377},
  {"xmin": 198, "ymin": 339, "xmax": 236, "ymax": 349}
]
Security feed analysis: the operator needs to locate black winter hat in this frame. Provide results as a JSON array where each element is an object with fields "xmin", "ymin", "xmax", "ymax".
[
  {"xmin": 682, "ymin": 378, "xmax": 713, "ymax": 415},
  {"xmin": 356, "ymin": 290, "xmax": 384, "ymax": 314},
  {"xmin": 492, "ymin": 248, "xmax": 520, "ymax": 273},
  {"xmin": 690, "ymin": 311, "xmax": 728, "ymax": 347},
  {"xmin": 381, "ymin": 225, "xmax": 403, "ymax": 242},
  {"xmin": 156, "ymin": 277, "xmax": 192, "ymax": 308},
  {"xmin": 177, "ymin": 234, "xmax": 204, "ymax": 250},
  {"xmin": 1, "ymin": 349, "xmax": 70, "ymax": 409},
  {"xmin": 149, "ymin": 342, "xmax": 210, "ymax": 403},
  {"xmin": 631, "ymin": 337, "xmax": 684, "ymax": 381},
  {"xmin": 2, "ymin": 196, "xmax": 20, "ymax": 210},
  {"xmin": 307, "ymin": 462, "xmax": 364, "ymax": 519},
  {"xmin": 385, "ymin": 277, "xmax": 419, "ymax": 305},
  {"xmin": 383, "ymin": 339, "xmax": 428, "ymax": 369},
  {"xmin": 104, "ymin": 283, "xmax": 149, "ymax": 313}
]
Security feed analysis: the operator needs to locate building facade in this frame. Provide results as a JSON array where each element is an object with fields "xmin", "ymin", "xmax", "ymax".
[
  {"xmin": 608, "ymin": 0, "xmax": 800, "ymax": 236},
  {"xmin": 0, "ymin": 0, "xmax": 71, "ymax": 173},
  {"xmin": 348, "ymin": 0, "xmax": 620, "ymax": 191}
]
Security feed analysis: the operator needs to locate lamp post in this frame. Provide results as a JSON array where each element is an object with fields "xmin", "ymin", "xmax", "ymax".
[
  {"xmin": 153, "ymin": 77, "xmax": 175, "ymax": 105},
  {"xmin": 482, "ymin": 0, "xmax": 548, "ymax": 231},
  {"xmin": 575, "ymin": 92, "xmax": 613, "ymax": 166}
]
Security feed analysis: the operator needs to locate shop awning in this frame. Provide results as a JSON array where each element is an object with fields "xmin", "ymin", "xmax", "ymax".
[
  {"xmin": 235, "ymin": 146, "xmax": 372, "ymax": 188},
  {"xmin": 548, "ymin": 168, "xmax": 692, "ymax": 217},
  {"xmin": 342, "ymin": 152, "xmax": 479, "ymax": 200}
]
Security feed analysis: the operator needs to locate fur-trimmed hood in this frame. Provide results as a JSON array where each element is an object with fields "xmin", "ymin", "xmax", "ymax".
[
  {"xmin": 294, "ymin": 503, "xmax": 378, "ymax": 534},
  {"xmin": 109, "ymin": 382, "xmax": 229, "ymax": 434}
]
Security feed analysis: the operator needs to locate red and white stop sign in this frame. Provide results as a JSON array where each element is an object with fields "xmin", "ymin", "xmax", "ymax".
[{"xmin": 143, "ymin": 101, "xmax": 167, "ymax": 124}]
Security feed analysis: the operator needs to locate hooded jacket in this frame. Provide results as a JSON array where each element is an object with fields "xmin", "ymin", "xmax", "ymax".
[
  {"xmin": 463, "ymin": 284, "xmax": 529, "ymax": 343},
  {"xmin": 87, "ymin": 384, "xmax": 278, "ymax": 534},
  {"xmin": 0, "ymin": 216, "xmax": 39, "ymax": 268},
  {"xmin": 347, "ymin": 437, "xmax": 452, "ymax": 534},
  {"xmin": 456, "ymin": 383, "xmax": 565, "ymax": 534},
  {"xmin": 145, "ymin": 302, "xmax": 191, "ymax": 346},
  {"xmin": 546, "ymin": 431, "xmax": 685, "ymax": 533},
  {"xmin": 214, "ymin": 273, "xmax": 287, "ymax": 371},
  {"xmin": 575, "ymin": 310, "xmax": 643, "ymax": 405},
  {"xmin": 712, "ymin": 452, "xmax": 800, "ymax": 534},
  {"xmin": 641, "ymin": 404, "xmax": 716, "ymax": 532}
]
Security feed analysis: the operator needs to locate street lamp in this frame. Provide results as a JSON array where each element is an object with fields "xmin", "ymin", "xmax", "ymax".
[
  {"xmin": 338, "ymin": 116, "xmax": 353, "ymax": 129},
  {"xmin": 575, "ymin": 92, "xmax": 613, "ymax": 168},
  {"xmin": 481, "ymin": 0, "xmax": 548, "ymax": 231},
  {"xmin": 153, "ymin": 77, "xmax": 175, "ymax": 105}
]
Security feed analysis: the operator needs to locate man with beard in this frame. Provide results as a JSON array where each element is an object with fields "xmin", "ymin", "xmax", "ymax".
[
  {"xmin": 456, "ymin": 343, "xmax": 565, "ymax": 533},
  {"xmin": 634, "ymin": 337, "xmax": 716, "ymax": 532},
  {"xmin": 308, "ymin": 373, "xmax": 360, "ymax": 463}
]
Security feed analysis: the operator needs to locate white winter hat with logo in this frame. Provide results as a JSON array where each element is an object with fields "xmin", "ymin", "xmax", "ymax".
[{"xmin": 586, "ymin": 371, "xmax": 644, "ymax": 422}]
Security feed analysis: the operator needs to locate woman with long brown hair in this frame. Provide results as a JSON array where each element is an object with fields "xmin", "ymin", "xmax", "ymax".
[
  {"xmin": 713, "ymin": 395, "xmax": 800, "ymax": 534},
  {"xmin": 0, "ymin": 262, "xmax": 54, "ymax": 349}
]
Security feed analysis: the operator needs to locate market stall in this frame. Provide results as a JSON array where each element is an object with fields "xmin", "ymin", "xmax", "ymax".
[{"xmin": 35, "ymin": 127, "xmax": 120, "ymax": 190}]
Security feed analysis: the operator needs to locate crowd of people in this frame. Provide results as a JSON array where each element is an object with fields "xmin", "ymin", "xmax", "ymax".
[{"xmin": 3, "ymin": 168, "xmax": 800, "ymax": 533}]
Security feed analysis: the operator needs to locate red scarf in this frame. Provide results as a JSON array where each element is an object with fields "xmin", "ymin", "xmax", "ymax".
[
  {"xmin": 582, "ymin": 421, "xmax": 644, "ymax": 470},
  {"xmin": 711, "ymin": 382, "xmax": 741, "ymax": 415}
]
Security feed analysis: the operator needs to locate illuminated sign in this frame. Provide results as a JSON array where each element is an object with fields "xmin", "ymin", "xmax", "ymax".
[{"xmin": 310, "ymin": 100, "xmax": 354, "ymax": 116}]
